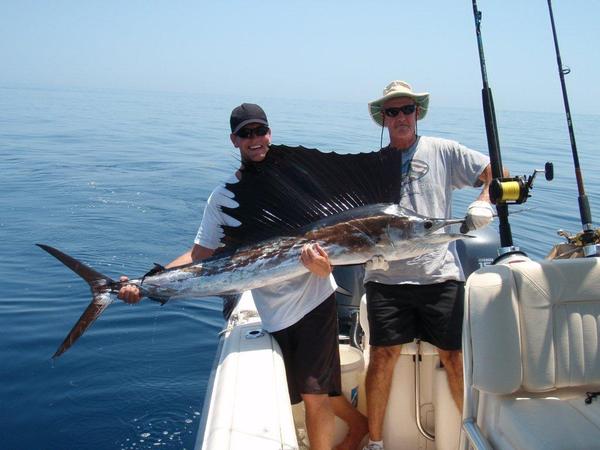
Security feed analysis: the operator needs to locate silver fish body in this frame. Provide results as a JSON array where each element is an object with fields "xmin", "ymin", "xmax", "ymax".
[{"xmin": 133, "ymin": 204, "xmax": 467, "ymax": 300}]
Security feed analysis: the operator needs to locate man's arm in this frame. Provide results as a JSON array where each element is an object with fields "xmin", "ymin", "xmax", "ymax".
[
  {"xmin": 464, "ymin": 163, "xmax": 509, "ymax": 231},
  {"xmin": 165, "ymin": 244, "xmax": 214, "ymax": 268},
  {"xmin": 474, "ymin": 163, "xmax": 510, "ymax": 200},
  {"xmin": 475, "ymin": 163, "xmax": 493, "ymax": 202}
]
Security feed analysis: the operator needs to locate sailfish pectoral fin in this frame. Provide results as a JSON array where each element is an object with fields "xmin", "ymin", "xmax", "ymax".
[{"xmin": 53, "ymin": 293, "xmax": 113, "ymax": 358}]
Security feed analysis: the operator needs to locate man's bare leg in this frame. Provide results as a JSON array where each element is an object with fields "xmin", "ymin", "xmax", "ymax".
[
  {"xmin": 365, "ymin": 345, "xmax": 402, "ymax": 442},
  {"xmin": 331, "ymin": 395, "xmax": 368, "ymax": 450},
  {"xmin": 303, "ymin": 393, "xmax": 335, "ymax": 450},
  {"xmin": 438, "ymin": 349, "xmax": 464, "ymax": 412}
]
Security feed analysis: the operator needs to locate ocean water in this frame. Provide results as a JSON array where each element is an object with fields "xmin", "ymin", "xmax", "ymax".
[{"xmin": 1, "ymin": 85, "xmax": 598, "ymax": 449}]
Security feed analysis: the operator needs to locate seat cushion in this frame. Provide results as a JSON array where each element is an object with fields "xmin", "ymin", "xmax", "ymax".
[
  {"xmin": 512, "ymin": 258, "xmax": 600, "ymax": 391},
  {"xmin": 467, "ymin": 258, "xmax": 600, "ymax": 394},
  {"xmin": 466, "ymin": 265, "xmax": 522, "ymax": 394},
  {"xmin": 478, "ymin": 391, "xmax": 600, "ymax": 450}
]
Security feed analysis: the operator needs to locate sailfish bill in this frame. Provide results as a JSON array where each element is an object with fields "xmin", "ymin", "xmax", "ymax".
[{"xmin": 39, "ymin": 145, "xmax": 473, "ymax": 357}]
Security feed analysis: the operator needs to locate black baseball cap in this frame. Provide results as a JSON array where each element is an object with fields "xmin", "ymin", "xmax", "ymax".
[{"xmin": 230, "ymin": 103, "xmax": 269, "ymax": 134}]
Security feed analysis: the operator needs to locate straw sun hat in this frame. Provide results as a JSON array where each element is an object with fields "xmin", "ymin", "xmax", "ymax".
[{"xmin": 368, "ymin": 80, "xmax": 430, "ymax": 126}]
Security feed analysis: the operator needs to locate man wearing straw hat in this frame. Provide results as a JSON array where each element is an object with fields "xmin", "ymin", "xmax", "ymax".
[{"xmin": 361, "ymin": 81, "xmax": 494, "ymax": 450}]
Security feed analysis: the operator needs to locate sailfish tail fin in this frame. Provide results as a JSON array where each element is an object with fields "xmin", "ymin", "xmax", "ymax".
[
  {"xmin": 52, "ymin": 291, "xmax": 113, "ymax": 358},
  {"xmin": 36, "ymin": 244, "xmax": 117, "ymax": 358}
]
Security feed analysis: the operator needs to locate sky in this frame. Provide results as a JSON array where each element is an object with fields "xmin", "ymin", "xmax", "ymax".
[{"xmin": 1, "ymin": 0, "xmax": 598, "ymax": 114}]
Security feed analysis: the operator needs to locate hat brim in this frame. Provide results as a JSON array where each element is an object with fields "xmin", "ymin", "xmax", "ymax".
[{"xmin": 368, "ymin": 91, "xmax": 429, "ymax": 126}]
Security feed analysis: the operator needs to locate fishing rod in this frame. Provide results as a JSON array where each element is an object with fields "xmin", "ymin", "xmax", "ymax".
[
  {"xmin": 546, "ymin": 0, "xmax": 597, "ymax": 257},
  {"xmin": 470, "ymin": 0, "xmax": 553, "ymax": 257},
  {"xmin": 470, "ymin": 0, "xmax": 515, "ymax": 253}
]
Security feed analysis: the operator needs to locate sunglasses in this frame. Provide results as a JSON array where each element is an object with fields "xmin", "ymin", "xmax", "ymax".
[
  {"xmin": 383, "ymin": 104, "xmax": 417, "ymax": 117},
  {"xmin": 235, "ymin": 125, "xmax": 270, "ymax": 139}
]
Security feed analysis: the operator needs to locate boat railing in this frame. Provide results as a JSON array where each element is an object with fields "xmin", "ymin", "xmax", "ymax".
[
  {"xmin": 462, "ymin": 418, "xmax": 493, "ymax": 450},
  {"xmin": 414, "ymin": 339, "xmax": 435, "ymax": 442}
]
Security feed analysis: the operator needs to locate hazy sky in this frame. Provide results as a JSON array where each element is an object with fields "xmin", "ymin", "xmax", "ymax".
[{"xmin": 2, "ymin": 0, "xmax": 598, "ymax": 114}]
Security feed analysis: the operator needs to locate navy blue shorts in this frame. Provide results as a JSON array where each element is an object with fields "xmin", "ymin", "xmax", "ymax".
[
  {"xmin": 365, "ymin": 280, "xmax": 464, "ymax": 350},
  {"xmin": 272, "ymin": 294, "xmax": 342, "ymax": 404}
]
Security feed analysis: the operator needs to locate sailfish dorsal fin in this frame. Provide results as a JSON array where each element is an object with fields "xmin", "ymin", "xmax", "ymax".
[{"xmin": 219, "ymin": 144, "xmax": 403, "ymax": 250}]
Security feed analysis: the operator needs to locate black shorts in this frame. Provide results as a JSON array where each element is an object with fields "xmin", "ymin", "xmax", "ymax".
[
  {"xmin": 365, "ymin": 280, "xmax": 464, "ymax": 350},
  {"xmin": 272, "ymin": 294, "xmax": 342, "ymax": 404}
]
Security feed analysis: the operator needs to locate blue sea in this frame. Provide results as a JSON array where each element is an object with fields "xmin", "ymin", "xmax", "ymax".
[{"xmin": 1, "ymin": 85, "xmax": 598, "ymax": 449}]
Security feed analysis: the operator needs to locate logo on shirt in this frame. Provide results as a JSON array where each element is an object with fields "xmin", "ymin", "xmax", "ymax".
[{"xmin": 401, "ymin": 159, "xmax": 429, "ymax": 189}]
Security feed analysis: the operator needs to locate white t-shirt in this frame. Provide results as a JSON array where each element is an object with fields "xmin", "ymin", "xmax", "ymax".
[
  {"xmin": 195, "ymin": 175, "xmax": 337, "ymax": 332},
  {"xmin": 364, "ymin": 136, "xmax": 490, "ymax": 285}
]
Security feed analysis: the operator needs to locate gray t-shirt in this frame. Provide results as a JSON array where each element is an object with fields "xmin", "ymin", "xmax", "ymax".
[
  {"xmin": 364, "ymin": 135, "xmax": 490, "ymax": 285},
  {"xmin": 194, "ymin": 175, "xmax": 336, "ymax": 332}
]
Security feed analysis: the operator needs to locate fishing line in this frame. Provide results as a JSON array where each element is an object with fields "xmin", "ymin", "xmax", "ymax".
[{"xmin": 495, "ymin": 181, "xmax": 520, "ymax": 202}]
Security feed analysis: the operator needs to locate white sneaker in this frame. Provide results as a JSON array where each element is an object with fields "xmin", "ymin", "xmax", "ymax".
[{"xmin": 362, "ymin": 444, "xmax": 384, "ymax": 450}]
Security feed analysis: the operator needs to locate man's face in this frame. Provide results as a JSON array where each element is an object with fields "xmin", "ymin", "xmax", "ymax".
[
  {"xmin": 382, "ymin": 97, "xmax": 418, "ymax": 147},
  {"xmin": 230, "ymin": 123, "xmax": 272, "ymax": 163}
]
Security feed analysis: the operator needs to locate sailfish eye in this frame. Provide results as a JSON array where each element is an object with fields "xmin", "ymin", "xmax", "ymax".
[{"xmin": 424, "ymin": 221, "xmax": 433, "ymax": 229}]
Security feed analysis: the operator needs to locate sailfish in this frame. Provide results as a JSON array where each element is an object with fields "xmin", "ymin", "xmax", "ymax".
[{"xmin": 38, "ymin": 144, "xmax": 471, "ymax": 357}]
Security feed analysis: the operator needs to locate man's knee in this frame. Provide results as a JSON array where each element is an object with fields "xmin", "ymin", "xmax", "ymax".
[
  {"xmin": 438, "ymin": 349, "xmax": 463, "ymax": 372},
  {"xmin": 302, "ymin": 393, "xmax": 330, "ymax": 409},
  {"xmin": 369, "ymin": 345, "xmax": 402, "ymax": 370}
]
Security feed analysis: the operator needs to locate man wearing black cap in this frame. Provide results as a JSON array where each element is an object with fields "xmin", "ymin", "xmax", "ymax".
[{"xmin": 119, "ymin": 103, "xmax": 367, "ymax": 450}]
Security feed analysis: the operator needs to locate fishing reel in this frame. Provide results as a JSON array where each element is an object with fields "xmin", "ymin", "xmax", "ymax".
[
  {"xmin": 489, "ymin": 162, "xmax": 554, "ymax": 205},
  {"xmin": 557, "ymin": 228, "xmax": 600, "ymax": 246}
]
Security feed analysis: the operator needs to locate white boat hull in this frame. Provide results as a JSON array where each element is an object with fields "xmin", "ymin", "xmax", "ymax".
[{"xmin": 196, "ymin": 292, "xmax": 298, "ymax": 450}]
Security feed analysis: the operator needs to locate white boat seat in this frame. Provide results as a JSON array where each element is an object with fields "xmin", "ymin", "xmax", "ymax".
[
  {"xmin": 463, "ymin": 257, "xmax": 600, "ymax": 450},
  {"xmin": 359, "ymin": 294, "xmax": 438, "ymax": 355}
]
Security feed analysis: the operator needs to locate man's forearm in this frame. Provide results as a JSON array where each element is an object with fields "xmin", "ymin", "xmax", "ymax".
[
  {"xmin": 166, "ymin": 250, "xmax": 193, "ymax": 268},
  {"xmin": 476, "ymin": 164, "xmax": 494, "ymax": 202},
  {"xmin": 166, "ymin": 244, "xmax": 215, "ymax": 268}
]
